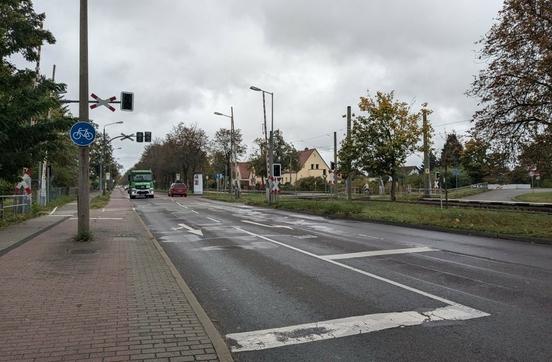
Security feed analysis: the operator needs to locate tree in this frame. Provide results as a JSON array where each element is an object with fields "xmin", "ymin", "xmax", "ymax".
[
  {"xmin": 460, "ymin": 138, "xmax": 510, "ymax": 184},
  {"xmin": 350, "ymin": 91, "xmax": 421, "ymax": 201},
  {"xmin": 0, "ymin": 0, "xmax": 72, "ymax": 182},
  {"xmin": 249, "ymin": 130, "xmax": 299, "ymax": 181},
  {"xmin": 468, "ymin": 0, "xmax": 552, "ymax": 148},
  {"xmin": 518, "ymin": 128, "xmax": 552, "ymax": 181},
  {"xmin": 210, "ymin": 128, "xmax": 246, "ymax": 187}
]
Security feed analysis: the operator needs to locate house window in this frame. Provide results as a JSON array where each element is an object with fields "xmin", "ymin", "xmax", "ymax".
[
  {"xmin": 316, "ymin": 164, "xmax": 319, "ymax": 169},
  {"xmin": 311, "ymin": 164, "xmax": 314, "ymax": 169}
]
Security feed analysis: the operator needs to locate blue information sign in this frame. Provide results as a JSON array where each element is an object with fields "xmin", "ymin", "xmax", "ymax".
[{"xmin": 70, "ymin": 121, "xmax": 96, "ymax": 146}]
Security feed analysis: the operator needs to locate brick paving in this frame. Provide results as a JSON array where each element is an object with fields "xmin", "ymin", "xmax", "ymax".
[{"xmin": 0, "ymin": 193, "xmax": 230, "ymax": 361}]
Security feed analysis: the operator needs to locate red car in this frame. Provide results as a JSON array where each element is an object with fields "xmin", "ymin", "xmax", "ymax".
[{"xmin": 168, "ymin": 182, "xmax": 188, "ymax": 197}]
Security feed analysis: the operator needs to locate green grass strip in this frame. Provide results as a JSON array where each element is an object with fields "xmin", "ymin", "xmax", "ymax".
[{"xmin": 204, "ymin": 191, "xmax": 552, "ymax": 241}]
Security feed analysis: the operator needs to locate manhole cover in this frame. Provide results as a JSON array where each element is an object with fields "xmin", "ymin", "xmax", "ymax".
[{"xmin": 70, "ymin": 249, "xmax": 97, "ymax": 255}]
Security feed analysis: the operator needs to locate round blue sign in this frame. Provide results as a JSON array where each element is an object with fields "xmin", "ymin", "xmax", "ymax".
[{"xmin": 70, "ymin": 121, "xmax": 96, "ymax": 146}]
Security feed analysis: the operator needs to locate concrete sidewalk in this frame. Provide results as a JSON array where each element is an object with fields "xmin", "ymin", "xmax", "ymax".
[{"xmin": 0, "ymin": 191, "xmax": 232, "ymax": 361}]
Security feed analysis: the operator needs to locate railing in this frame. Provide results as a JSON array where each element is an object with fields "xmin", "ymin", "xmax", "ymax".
[{"xmin": 0, "ymin": 195, "xmax": 32, "ymax": 219}]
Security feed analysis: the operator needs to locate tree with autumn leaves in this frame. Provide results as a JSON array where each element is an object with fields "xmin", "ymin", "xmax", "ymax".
[
  {"xmin": 340, "ymin": 91, "xmax": 422, "ymax": 201},
  {"xmin": 469, "ymin": 0, "xmax": 552, "ymax": 149}
]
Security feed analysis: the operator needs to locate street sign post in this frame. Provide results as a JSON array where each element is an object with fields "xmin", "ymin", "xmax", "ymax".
[{"xmin": 70, "ymin": 121, "xmax": 96, "ymax": 146}]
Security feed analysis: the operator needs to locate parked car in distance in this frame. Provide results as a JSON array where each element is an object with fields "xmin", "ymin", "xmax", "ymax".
[{"xmin": 168, "ymin": 182, "xmax": 188, "ymax": 197}]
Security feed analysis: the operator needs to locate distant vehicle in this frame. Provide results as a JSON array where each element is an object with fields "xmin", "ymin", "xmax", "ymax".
[
  {"xmin": 128, "ymin": 169, "xmax": 155, "ymax": 199},
  {"xmin": 168, "ymin": 182, "xmax": 188, "ymax": 197}
]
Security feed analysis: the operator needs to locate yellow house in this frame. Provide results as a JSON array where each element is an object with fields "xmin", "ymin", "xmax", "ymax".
[{"xmin": 282, "ymin": 148, "xmax": 330, "ymax": 185}]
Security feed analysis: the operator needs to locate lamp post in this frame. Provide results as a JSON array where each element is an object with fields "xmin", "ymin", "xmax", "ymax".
[
  {"xmin": 101, "ymin": 121, "xmax": 123, "ymax": 195},
  {"xmin": 214, "ymin": 108, "xmax": 238, "ymax": 197},
  {"xmin": 250, "ymin": 85, "xmax": 274, "ymax": 204}
]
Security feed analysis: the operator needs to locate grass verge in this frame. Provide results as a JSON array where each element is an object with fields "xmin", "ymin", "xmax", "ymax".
[
  {"xmin": 90, "ymin": 193, "xmax": 111, "ymax": 209},
  {"xmin": 514, "ymin": 191, "xmax": 552, "ymax": 203},
  {"xmin": 204, "ymin": 191, "xmax": 552, "ymax": 242}
]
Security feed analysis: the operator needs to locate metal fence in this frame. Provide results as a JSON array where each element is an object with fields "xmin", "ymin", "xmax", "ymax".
[
  {"xmin": 0, "ymin": 195, "xmax": 32, "ymax": 219},
  {"xmin": 0, "ymin": 187, "xmax": 77, "ymax": 220}
]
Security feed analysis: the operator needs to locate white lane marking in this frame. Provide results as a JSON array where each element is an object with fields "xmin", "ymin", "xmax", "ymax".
[
  {"xmin": 358, "ymin": 233, "xmax": 384, "ymax": 240},
  {"xmin": 324, "ymin": 247, "xmax": 437, "ymax": 260},
  {"xmin": 69, "ymin": 217, "xmax": 123, "ymax": 220},
  {"xmin": 293, "ymin": 234, "xmax": 318, "ymax": 239},
  {"xmin": 102, "ymin": 208, "xmax": 105, "ymax": 212},
  {"xmin": 191, "ymin": 209, "xmax": 199, "ymax": 214},
  {"xmin": 48, "ymin": 207, "xmax": 58, "ymax": 215},
  {"xmin": 206, "ymin": 217, "xmax": 221, "ymax": 223},
  {"xmin": 198, "ymin": 242, "xmax": 277, "ymax": 251},
  {"xmin": 176, "ymin": 202, "xmax": 188, "ymax": 208},
  {"xmin": 241, "ymin": 220, "xmax": 293, "ymax": 229},
  {"xmin": 233, "ymin": 227, "xmax": 489, "ymax": 308},
  {"xmin": 227, "ymin": 304, "xmax": 488, "ymax": 352},
  {"xmin": 171, "ymin": 223, "xmax": 203, "ymax": 236}
]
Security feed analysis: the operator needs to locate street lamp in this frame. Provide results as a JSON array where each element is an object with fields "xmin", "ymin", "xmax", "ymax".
[
  {"xmin": 214, "ymin": 108, "xmax": 238, "ymax": 197},
  {"xmin": 250, "ymin": 85, "xmax": 274, "ymax": 203},
  {"xmin": 101, "ymin": 121, "xmax": 123, "ymax": 194}
]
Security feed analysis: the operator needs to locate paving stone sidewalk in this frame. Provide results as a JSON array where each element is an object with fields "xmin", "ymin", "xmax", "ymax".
[{"xmin": 0, "ymin": 192, "xmax": 232, "ymax": 362}]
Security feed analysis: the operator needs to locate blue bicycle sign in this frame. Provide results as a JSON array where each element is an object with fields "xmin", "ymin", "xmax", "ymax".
[{"xmin": 70, "ymin": 121, "xmax": 96, "ymax": 146}]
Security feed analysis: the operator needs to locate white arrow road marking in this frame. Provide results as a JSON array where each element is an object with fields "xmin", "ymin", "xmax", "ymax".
[
  {"xmin": 241, "ymin": 220, "xmax": 293, "ymax": 229},
  {"xmin": 323, "ymin": 247, "xmax": 437, "ymax": 260},
  {"xmin": 226, "ymin": 304, "xmax": 489, "ymax": 352},
  {"xmin": 171, "ymin": 223, "xmax": 203, "ymax": 236}
]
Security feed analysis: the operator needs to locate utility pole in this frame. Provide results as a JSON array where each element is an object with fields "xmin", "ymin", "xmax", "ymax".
[
  {"xmin": 40, "ymin": 64, "xmax": 56, "ymax": 206},
  {"xmin": 422, "ymin": 107, "xmax": 431, "ymax": 198},
  {"xmin": 78, "ymin": 0, "xmax": 90, "ymax": 236},
  {"xmin": 334, "ymin": 131, "xmax": 337, "ymax": 199},
  {"xmin": 346, "ymin": 106, "xmax": 352, "ymax": 201}
]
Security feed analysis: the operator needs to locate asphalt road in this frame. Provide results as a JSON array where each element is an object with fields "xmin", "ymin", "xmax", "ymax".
[
  {"xmin": 461, "ymin": 188, "xmax": 552, "ymax": 202},
  {"xmin": 133, "ymin": 194, "xmax": 552, "ymax": 361}
]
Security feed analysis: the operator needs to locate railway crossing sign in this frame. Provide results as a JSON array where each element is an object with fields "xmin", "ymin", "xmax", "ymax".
[
  {"xmin": 90, "ymin": 93, "xmax": 116, "ymax": 112},
  {"xmin": 70, "ymin": 121, "xmax": 96, "ymax": 146}
]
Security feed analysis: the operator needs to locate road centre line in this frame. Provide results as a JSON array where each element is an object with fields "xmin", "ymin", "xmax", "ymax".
[
  {"xmin": 191, "ymin": 210, "xmax": 199, "ymax": 214},
  {"xmin": 206, "ymin": 217, "xmax": 221, "ymax": 223},
  {"xmin": 233, "ymin": 227, "xmax": 489, "ymax": 310},
  {"xmin": 227, "ymin": 304, "xmax": 488, "ymax": 353},
  {"xmin": 324, "ymin": 247, "xmax": 437, "ymax": 260},
  {"xmin": 241, "ymin": 220, "xmax": 293, "ymax": 229},
  {"xmin": 49, "ymin": 207, "xmax": 58, "ymax": 215}
]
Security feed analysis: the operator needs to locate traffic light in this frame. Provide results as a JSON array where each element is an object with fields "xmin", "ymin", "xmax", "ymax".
[
  {"xmin": 136, "ymin": 132, "xmax": 144, "ymax": 142},
  {"xmin": 330, "ymin": 161, "xmax": 335, "ymax": 170},
  {"xmin": 121, "ymin": 91, "xmax": 134, "ymax": 111},
  {"xmin": 144, "ymin": 131, "xmax": 151, "ymax": 142},
  {"xmin": 272, "ymin": 163, "xmax": 281, "ymax": 177}
]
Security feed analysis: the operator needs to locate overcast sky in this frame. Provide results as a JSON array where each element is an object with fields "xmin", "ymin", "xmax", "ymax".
[{"xmin": 30, "ymin": 0, "xmax": 504, "ymax": 172}]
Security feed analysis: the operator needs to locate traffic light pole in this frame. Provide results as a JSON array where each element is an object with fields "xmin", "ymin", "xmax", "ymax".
[{"xmin": 78, "ymin": 0, "xmax": 90, "ymax": 237}]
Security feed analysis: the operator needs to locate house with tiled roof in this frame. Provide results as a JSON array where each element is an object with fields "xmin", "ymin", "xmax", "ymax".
[
  {"xmin": 282, "ymin": 148, "xmax": 330, "ymax": 185},
  {"xmin": 235, "ymin": 162, "xmax": 257, "ymax": 188}
]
